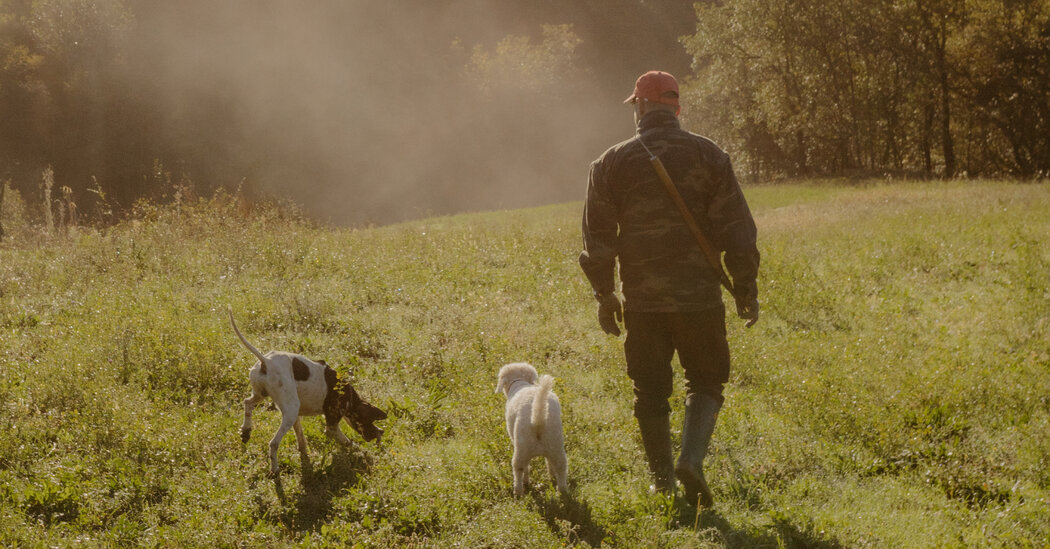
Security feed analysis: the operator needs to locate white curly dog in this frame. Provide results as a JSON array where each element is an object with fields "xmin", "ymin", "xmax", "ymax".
[{"xmin": 495, "ymin": 362, "xmax": 568, "ymax": 496}]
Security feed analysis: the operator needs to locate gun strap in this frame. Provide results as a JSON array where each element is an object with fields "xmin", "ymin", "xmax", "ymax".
[{"xmin": 640, "ymin": 141, "xmax": 738, "ymax": 298}]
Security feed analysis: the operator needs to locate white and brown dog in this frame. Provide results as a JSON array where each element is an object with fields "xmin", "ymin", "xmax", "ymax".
[
  {"xmin": 231, "ymin": 309, "xmax": 386, "ymax": 475},
  {"xmin": 495, "ymin": 362, "xmax": 568, "ymax": 495}
]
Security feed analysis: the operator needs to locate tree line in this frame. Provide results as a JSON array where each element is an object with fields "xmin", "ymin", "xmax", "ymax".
[
  {"xmin": 1, "ymin": 0, "xmax": 1046, "ymax": 228},
  {"xmin": 683, "ymin": 0, "xmax": 1049, "ymax": 180}
]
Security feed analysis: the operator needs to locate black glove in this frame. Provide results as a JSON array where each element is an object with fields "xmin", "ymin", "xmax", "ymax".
[
  {"xmin": 735, "ymin": 294, "xmax": 759, "ymax": 328},
  {"xmin": 596, "ymin": 293, "xmax": 624, "ymax": 336}
]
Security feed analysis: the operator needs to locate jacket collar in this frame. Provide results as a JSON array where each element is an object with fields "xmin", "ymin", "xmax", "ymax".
[{"xmin": 636, "ymin": 109, "xmax": 680, "ymax": 134}]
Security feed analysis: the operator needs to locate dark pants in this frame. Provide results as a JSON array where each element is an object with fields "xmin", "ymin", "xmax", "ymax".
[{"xmin": 624, "ymin": 307, "xmax": 730, "ymax": 418}]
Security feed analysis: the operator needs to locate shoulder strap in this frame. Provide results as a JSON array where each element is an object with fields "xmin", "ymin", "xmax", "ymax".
[{"xmin": 638, "ymin": 139, "xmax": 738, "ymax": 298}]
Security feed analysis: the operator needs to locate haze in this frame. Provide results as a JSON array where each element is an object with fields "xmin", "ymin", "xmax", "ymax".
[{"xmin": 124, "ymin": 1, "xmax": 693, "ymax": 225}]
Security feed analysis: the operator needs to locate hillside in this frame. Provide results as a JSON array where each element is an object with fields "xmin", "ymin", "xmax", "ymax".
[{"xmin": 1, "ymin": 181, "xmax": 1048, "ymax": 547}]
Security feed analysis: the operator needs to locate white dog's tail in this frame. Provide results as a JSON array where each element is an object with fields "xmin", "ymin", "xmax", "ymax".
[
  {"xmin": 229, "ymin": 307, "xmax": 269, "ymax": 374},
  {"xmin": 531, "ymin": 374, "xmax": 554, "ymax": 431}
]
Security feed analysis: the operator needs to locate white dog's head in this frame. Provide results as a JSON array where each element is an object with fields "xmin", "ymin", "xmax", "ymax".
[{"xmin": 495, "ymin": 362, "xmax": 539, "ymax": 397}]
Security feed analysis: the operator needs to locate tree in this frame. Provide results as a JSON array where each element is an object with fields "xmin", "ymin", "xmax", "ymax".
[
  {"xmin": 28, "ymin": 0, "xmax": 134, "ymax": 195},
  {"xmin": 962, "ymin": 0, "xmax": 1050, "ymax": 176},
  {"xmin": 682, "ymin": 0, "xmax": 1047, "ymax": 179},
  {"xmin": 0, "ymin": 0, "xmax": 44, "ymax": 184},
  {"xmin": 464, "ymin": 24, "xmax": 584, "ymax": 99}
]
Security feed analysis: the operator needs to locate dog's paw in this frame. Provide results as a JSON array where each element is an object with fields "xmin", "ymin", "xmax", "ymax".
[{"xmin": 240, "ymin": 428, "xmax": 251, "ymax": 443}]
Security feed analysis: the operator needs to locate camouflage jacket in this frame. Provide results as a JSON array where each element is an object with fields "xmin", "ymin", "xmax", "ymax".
[{"xmin": 579, "ymin": 110, "xmax": 759, "ymax": 312}]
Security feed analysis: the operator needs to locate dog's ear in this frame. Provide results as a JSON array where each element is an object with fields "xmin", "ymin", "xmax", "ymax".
[
  {"xmin": 340, "ymin": 383, "xmax": 386, "ymax": 442},
  {"xmin": 359, "ymin": 401, "xmax": 387, "ymax": 422},
  {"xmin": 495, "ymin": 375, "xmax": 505, "ymax": 394},
  {"xmin": 346, "ymin": 400, "xmax": 386, "ymax": 442}
]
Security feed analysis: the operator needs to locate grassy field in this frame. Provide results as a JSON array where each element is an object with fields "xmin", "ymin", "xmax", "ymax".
[{"xmin": 1, "ymin": 180, "xmax": 1048, "ymax": 547}]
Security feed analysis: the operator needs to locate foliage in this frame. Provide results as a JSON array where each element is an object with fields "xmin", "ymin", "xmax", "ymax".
[
  {"xmin": 465, "ymin": 24, "xmax": 583, "ymax": 99},
  {"xmin": 1, "ymin": 180, "xmax": 1048, "ymax": 547},
  {"xmin": 683, "ymin": 0, "xmax": 1050, "ymax": 180},
  {"xmin": 1, "ymin": 0, "xmax": 137, "ymax": 213}
]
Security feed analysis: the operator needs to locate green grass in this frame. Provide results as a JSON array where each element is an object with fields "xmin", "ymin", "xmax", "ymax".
[{"xmin": 1, "ymin": 180, "xmax": 1048, "ymax": 547}]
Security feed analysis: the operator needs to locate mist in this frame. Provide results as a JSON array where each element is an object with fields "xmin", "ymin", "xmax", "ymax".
[
  {"xmin": 0, "ymin": 1, "xmax": 694, "ymax": 225},
  {"xmin": 121, "ymin": 1, "xmax": 693, "ymax": 225}
]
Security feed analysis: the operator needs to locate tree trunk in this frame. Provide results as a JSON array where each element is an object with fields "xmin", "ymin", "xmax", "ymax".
[
  {"xmin": 922, "ymin": 105, "xmax": 934, "ymax": 175},
  {"xmin": 0, "ymin": 181, "xmax": 5, "ymax": 241},
  {"xmin": 937, "ymin": 18, "xmax": 956, "ymax": 178}
]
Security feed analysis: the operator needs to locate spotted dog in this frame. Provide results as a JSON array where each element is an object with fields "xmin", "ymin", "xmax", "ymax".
[{"xmin": 230, "ymin": 309, "xmax": 386, "ymax": 475}]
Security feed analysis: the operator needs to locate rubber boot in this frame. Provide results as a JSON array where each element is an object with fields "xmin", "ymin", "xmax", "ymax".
[
  {"xmin": 675, "ymin": 394, "xmax": 721, "ymax": 507},
  {"xmin": 636, "ymin": 413, "xmax": 675, "ymax": 495}
]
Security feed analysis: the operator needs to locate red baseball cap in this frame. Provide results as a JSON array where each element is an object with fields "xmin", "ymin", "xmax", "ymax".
[{"xmin": 624, "ymin": 70, "xmax": 680, "ymax": 108}]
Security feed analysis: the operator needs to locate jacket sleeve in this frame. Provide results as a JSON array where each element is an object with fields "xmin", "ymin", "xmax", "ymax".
[
  {"xmin": 708, "ymin": 154, "xmax": 760, "ymax": 299},
  {"xmin": 579, "ymin": 159, "xmax": 618, "ymax": 296}
]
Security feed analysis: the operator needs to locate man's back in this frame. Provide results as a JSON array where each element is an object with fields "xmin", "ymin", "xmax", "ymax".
[{"xmin": 581, "ymin": 109, "xmax": 758, "ymax": 312}]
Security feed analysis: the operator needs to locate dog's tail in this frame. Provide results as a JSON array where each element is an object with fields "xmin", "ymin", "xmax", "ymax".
[
  {"xmin": 531, "ymin": 374, "xmax": 554, "ymax": 431},
  {"xmin": 228, "ymin": 307, "xmax": 269, "ymax": 374}
]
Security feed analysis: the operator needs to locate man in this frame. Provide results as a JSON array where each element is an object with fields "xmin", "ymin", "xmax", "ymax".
[{"xmin": 579, "ymin": 70, "xmax": 759, "ymax": 507}]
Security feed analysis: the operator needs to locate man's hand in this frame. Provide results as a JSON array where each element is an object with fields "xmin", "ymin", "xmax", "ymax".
[
  {"xmin": 735, "ymin": 295, "xmax": 759, "ymax": 328},
  {"xmin": 596, "ymin": 293, "xmax": 624, "ymax": 336}
]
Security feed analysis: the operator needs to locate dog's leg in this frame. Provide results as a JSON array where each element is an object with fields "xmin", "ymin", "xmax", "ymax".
[
  {"xmin": 512, "ymin": 449, "xmax": 529, "ymax": 496},
  {"xmin": 293, "ymin": 417, "xmax": 308, "ymax": 456},
  {"xmin": 268, "ymin": 403, "xmax": 299, "ymax": 475},
  {"xmin": 292, "ymin": 417, "xmax": 312, "ymax": 472},
  {"xmin": 241, "ymin": 392, "xmax": 265, "ymax": 443},
  {"xmin": 547, "ymin": 453, "xmax": 569, "ymax": 495},
  {"xmin": 326, "ymin": 420, "xmax": 353, "ymax": 447}
]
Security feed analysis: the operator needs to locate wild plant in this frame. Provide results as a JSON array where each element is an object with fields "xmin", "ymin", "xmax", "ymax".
[
  {"xmin": 41, "ymin": 165, "xmax": 54, "ymax": 233},
  {"xmin": 86, "ymin": 176, "xmax": 114, "ymax": 226},
  {"xmin": 60, "ymin": 185, "xmax": 77, "ymax": 228}
]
